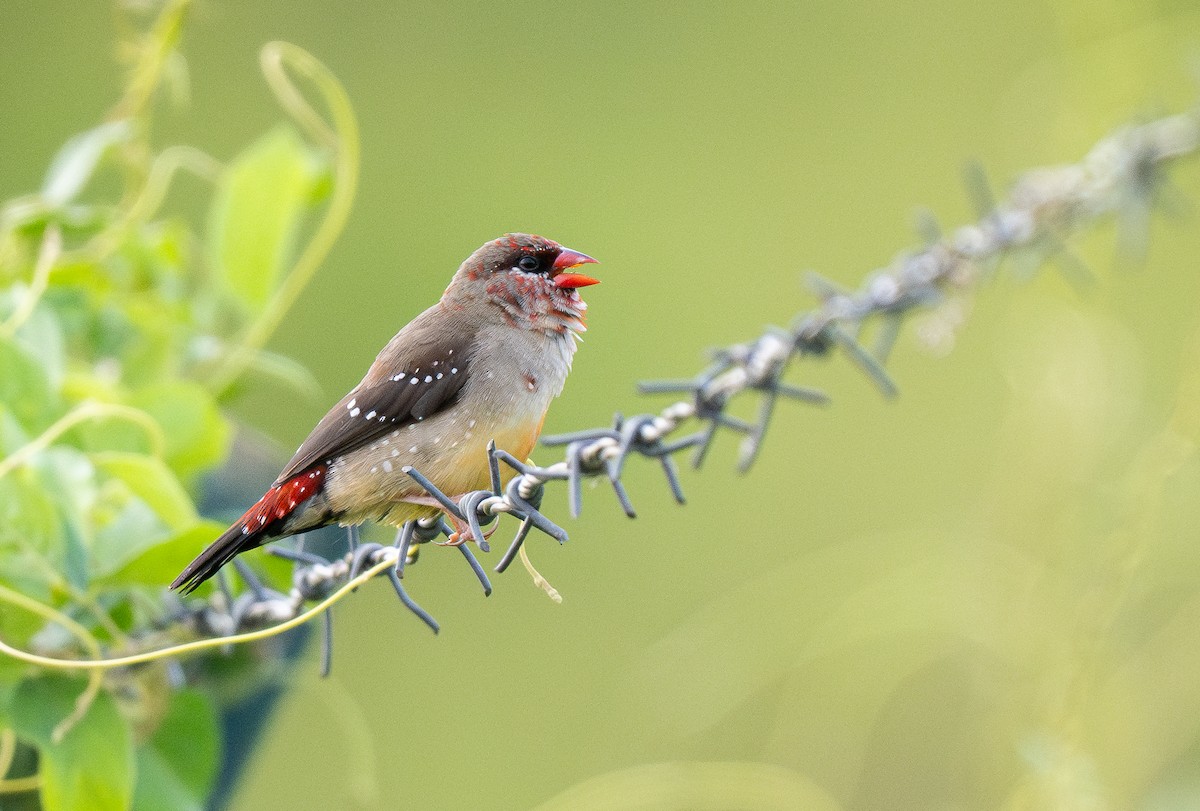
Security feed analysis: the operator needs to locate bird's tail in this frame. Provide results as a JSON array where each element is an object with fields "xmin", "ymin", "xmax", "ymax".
[
  {"xmin": 171, "ymin": 464, "xmax": 330, "ymax": 594},
  {"xmin": 170, "ymin": 520, "xmax": 266, "ymax": 594}
]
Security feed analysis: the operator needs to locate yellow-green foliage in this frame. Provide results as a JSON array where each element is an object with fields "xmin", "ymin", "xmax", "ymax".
[{"xmin": 0, "ymin": 4, "xmax": 350, "ymax": 808}]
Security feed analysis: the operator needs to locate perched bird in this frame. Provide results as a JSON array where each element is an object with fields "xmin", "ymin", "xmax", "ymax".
[{"xmin": 172, "ymin": 233, "xmax": 598, "ymax": 593}]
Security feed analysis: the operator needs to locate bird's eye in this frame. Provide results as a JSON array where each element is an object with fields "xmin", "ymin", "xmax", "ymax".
[{"xmin": 517, "ymin": 255, "xmax": 540, "ymax": 272}]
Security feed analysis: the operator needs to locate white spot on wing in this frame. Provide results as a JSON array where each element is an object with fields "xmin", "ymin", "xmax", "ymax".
[
  {"xmin": 350, "ymin": 407, "xmax": 361, "ymax": 417},
  {"xmin": 382, "ymin": 460, "xmax": 393, "ymax": 473},
  {"xmin": 366, "ymin": 410, "xmax": 376, "ymax": 420}
]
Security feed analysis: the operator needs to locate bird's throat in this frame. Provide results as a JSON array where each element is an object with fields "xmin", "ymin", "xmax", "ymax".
[{"xmin": 485, "ymin": 271, "xmax": 587, "ymax": 336}]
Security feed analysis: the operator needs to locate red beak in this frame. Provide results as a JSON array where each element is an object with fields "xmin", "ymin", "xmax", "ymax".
[{"xmin": 552, "ymin": 248, "xmax": 600, "ymax": 288}]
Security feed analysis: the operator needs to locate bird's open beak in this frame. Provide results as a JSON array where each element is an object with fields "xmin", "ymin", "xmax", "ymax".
[{"xmin": 552, "ymin": 248, "xmax": 600, "ymax": 288}]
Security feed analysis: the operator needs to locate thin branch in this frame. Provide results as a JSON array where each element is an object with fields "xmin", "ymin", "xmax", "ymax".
[
  {"xmin": 0, "ymin": 225, "xmax": 60, "ymax": 339},
  {"xmin": 0, "ymin": 402, "xmax": 165, "ymax": 480},
  {"xmin": 206, "ymin": 42, "xmax": 361, "ymax": 394}
]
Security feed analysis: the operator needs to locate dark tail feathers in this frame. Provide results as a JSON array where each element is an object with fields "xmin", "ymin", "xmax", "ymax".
[
  {"xmin": 171, "ymin": 464, "xmax": 330, "ymax": 594},
  {"xmin": 170, "ymin": 520, "xmax": 268, "ymax": 594}
]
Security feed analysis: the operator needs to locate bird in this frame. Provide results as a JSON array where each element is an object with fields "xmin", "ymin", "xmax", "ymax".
[{"xmin": 171, "ymin": 233, "xmax": 598, "ymax": 594}]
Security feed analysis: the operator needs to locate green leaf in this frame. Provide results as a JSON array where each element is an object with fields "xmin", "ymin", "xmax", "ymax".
[
  {"xmin": 87, "ymin": 488, "xmax": 171, "ymax": 581},
  {"xmin": 0, "ymin": 334, "xmax": 59, "ymax": 433},
  {"xmin": 208, "ymin": 125, "xmax": 321, "ymax": 310},
  {"xmin": 0, "ymin": 404, "xmax": 31, "ymax": 456},
  {"xmin": 29, "ymin": 448, "xmax": 100, "ymax": 590},
  {"xmin": 242, "ymin": 348, "xmax": 322, "ymax": 399},
  {"xmin": 0, "ymin": 668, "xmax": 21, "ymax": 721},
  {"xmin": 97, "ymin": 520, "xmax": 225, "ymax": 588},
  {"xmin": 41, "ymin": 121, "xmax": 133, "ymax": 207},
  {"xmin": 10, "ymin": 675, "xmax": 134, "ymax": 811},
  {"xmin": 132, "ymin": 689, "xmax": 219, "ymax": 811},
  {"xmin": 94, "ymin": 453, "xmax": 199, "ymax": 532},
  {"xmin": 0, "ymin": 468, "xmax": 64, "ymax": 563},
  {"xmin": 7, "ymin": 301, "xmax": 68, "ymax": 390},
  {"xmin": 131, "ymin": 381, "xmax": 232, "ymax": 483},
  {"xmin": 0, "ymin": 466, "xmax": 66, "ymax": 612}
]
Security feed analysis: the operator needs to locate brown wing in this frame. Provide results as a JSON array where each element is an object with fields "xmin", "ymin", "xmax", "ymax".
[{"xmin": 276, "ymin": 321, "xmax": 473, "ymax": 484}]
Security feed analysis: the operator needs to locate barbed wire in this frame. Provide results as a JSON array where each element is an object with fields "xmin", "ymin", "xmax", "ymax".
[{"xmin": 170, "ymin": 110, "xmax": 1200, "ymax": 676}]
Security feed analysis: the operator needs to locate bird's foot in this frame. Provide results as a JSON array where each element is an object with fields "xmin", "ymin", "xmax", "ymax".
[{"xmin": 438, "ymin": 522, "xmax": 497, "ymax": 547}]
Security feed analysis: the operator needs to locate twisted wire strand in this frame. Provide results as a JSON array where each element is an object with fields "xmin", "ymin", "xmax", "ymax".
[{"xmin": 171, "ymin": 111, "xmax": 1199, "ymax": 673}]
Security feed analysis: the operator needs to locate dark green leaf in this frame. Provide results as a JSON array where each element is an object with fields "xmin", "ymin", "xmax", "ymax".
[
  {"xmin": 10, "ymin": 675, "xmax": 134, "ymax": 811},
  {"xmin": 132, "ymin": 689, "xmax": 219, "ymax": 811},
  {"xmin": 207, "ymin": 126, "xmax": 321, "ymax": 310}
]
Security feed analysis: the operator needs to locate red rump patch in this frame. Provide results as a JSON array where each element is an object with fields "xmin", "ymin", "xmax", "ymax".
[{"xmin": 239, "ymin": 464, "xmax": 327, "ymax": 534}]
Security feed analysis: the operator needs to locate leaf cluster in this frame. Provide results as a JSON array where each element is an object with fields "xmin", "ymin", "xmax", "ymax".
[{"xmin": 0, "ymin": 3, "xmax": 345, "ymax": 808}]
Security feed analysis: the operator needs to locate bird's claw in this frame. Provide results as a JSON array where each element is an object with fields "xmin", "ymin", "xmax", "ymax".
[{"xmin": 437, "ymin": 523, "xmax": 497, "ymax": 548}]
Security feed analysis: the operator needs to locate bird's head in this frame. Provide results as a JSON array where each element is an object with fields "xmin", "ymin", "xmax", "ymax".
[{"xmin": 445, "ymin": 233, "xmax": 599, "ymax": 335}]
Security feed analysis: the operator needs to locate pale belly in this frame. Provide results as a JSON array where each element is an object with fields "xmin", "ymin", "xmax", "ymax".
[{"xmin": 323, "ymin": 387, "xmax": 550, "ymax": 527}]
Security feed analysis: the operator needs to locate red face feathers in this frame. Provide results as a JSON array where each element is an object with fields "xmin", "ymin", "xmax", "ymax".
[{"xmin": 451, "ymin": 233, "xmax": 600, "ymax": 335}]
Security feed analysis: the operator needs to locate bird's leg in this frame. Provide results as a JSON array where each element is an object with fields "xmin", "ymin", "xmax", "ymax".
[
  {"xmin": 395, "ymin": 493, "xmax": 495, "ymax": 547},
  {"xmin": 439, "ymin": 511, "xmax": 498, "ymax": 547}
]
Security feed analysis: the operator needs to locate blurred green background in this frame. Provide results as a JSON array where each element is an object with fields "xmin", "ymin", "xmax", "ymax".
[{"xmin": 5, "ymin": 1, "xmax": 1200, "ymax": 808}]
